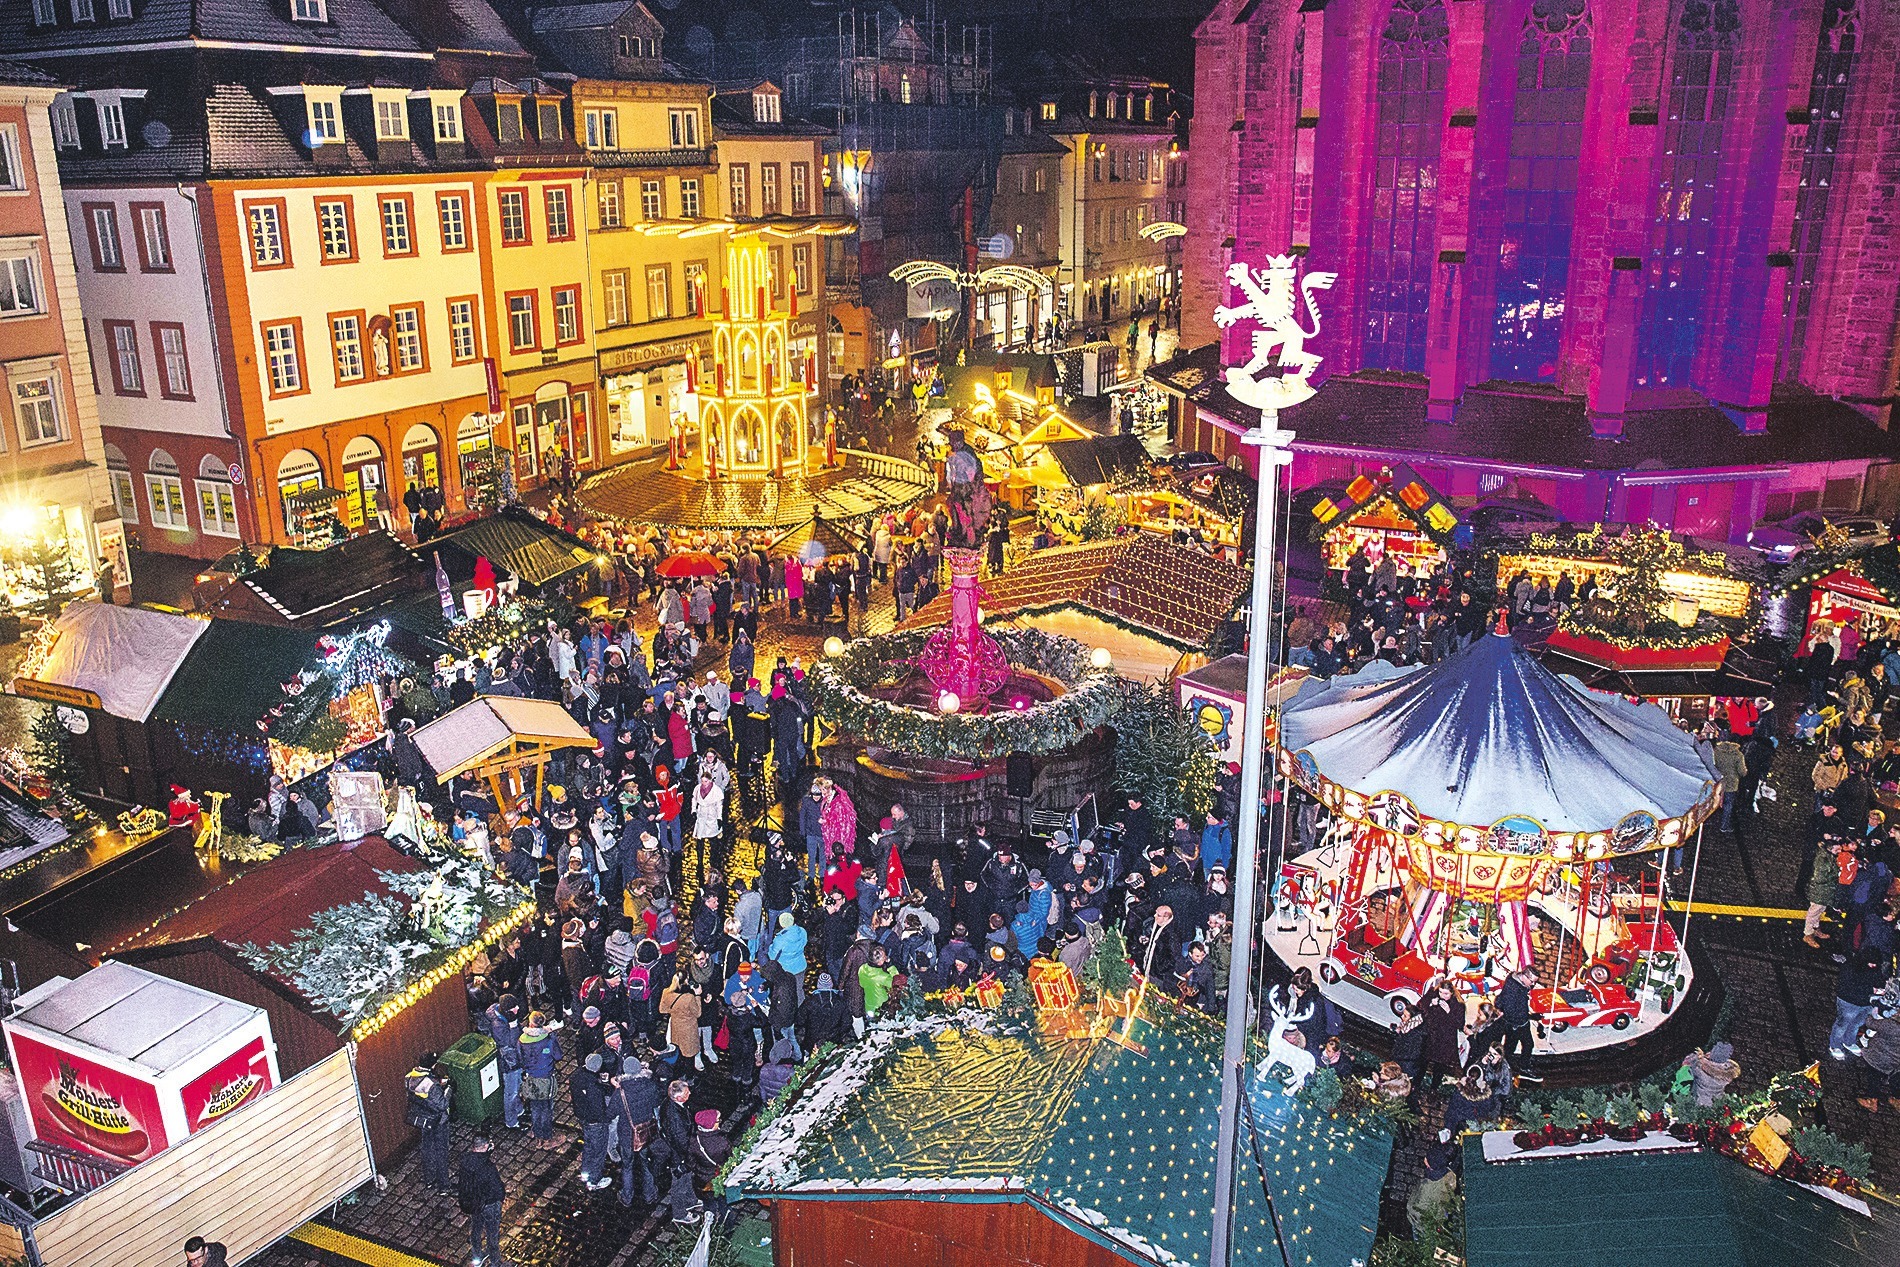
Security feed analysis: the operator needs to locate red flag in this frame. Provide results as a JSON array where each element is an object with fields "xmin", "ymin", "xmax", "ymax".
[{"xmin": 885, "ymin": 839, "xmax": 908, "ymax": 899}]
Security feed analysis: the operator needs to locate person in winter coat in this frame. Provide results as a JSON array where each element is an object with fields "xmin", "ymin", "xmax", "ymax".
[
  {"xmin": 1831, "ymin": 944, "xmax": 1890, "ymax": 1059},
  {"xmin": 1390, "ymin": 997, "xmax": 1427, "ymax": 1088},
  {"xmin": 1806, "ymin": 838, "xmax": 1851, "ymax": 947},
  {"xmin": 1442, "ymin": 1065, "xmax": 1500, "ymax": 1137},
  {"xmin": 456, "ymin": 1135, "xmax": 506, "ymax": 1267},
  {"xmin": 571, "ymin": 1053, "xmax": 614, "ymax": 1188},
  {"xmin": 759, "ymin": 1036, "xmax": 800, "ymax": 1101},
  {"xmin": 690, "ymin": 773, "xmax": 725, "ymax": 844},
  {"xmin": 612, "ymin": 1060, "xmax": 662, "ymax": 1208},
  {"xmin": 659, "ymin": 981, "xmax": 702, "ymax": 1065},
  {"xmin": 767, "ymin": 911, "xmax": 809, "ymax": 994},
  {"xmin": 1419, "ymin": 981, "xmax": 1464, "ymax": 1091},
  {"xmin": 857, "ymin": 944, "xmax": 896, "ymax": 1032},
  {"xmin": 1200, "ymin": 812, "xmax": 1234, "ymax": 875},
  {"xmin": 517, "ymin": 1012, "xmax": 562, "ymax": 1144},
  {"xmin": 484, "ymin": 995, "xmax": 525, "ymax": 1129},
  {"xmin": 841, "ymin": 937, "xmax": 876, "ymax": 1035},
  {"xmin": 1855, "ymin": 1010, "xmax": 1900, "ymax": 1111},
  {"xmin": 733, "ymin": 877, "xmax": 766, "ymax": 958},
  {"xmin": 799, "ymin": 972, "xmax": 847, "ymax": 1050},
  {"xmin": 1010, "ymin": 871, "xmax": 1055, "ymax": 952}
]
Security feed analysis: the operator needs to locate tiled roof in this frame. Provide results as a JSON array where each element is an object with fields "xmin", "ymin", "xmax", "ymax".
[
  {"xmin": 221, "ymin": 531, "xmax": 429, "ymax": 626},
  {"xmin": 709, "ymin": 92, "xmax": 829, "ymax": 136},
  {"xmin": 1148, "ymin": 344, "xmax": 1900, "ymax": 471},
  {"xmin": 905, "ymin": 534, "xmax": 1246, "ymax": 649},
  {"xmin": 0, "ymin": 58, "xmax": 62, "ymax": 87},
  {"xmin": 530, "ymin": 0, "xmax": 642, "ymax": 33},
  {"xmin": 1043, "ymin": 433, "xmax": 1152, "ymax": 486},
  {"xmin": 1000, "ymin": 131, "xmax": 1069, "ymax": 155},
  {"xmin": 0, "ymin": 0, "xmax": 429, "ymax": 57}
]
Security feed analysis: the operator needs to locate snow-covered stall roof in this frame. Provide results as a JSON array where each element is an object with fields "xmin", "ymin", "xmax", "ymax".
[{"xmin": 16, "ymin": 602, "xmax": 210, "ymax": 722}]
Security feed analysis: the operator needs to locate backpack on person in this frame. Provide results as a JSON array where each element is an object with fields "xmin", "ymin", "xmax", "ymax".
[{"xmin": 625, "ymin": 961, "xmax": 652, "ymax": 1003}]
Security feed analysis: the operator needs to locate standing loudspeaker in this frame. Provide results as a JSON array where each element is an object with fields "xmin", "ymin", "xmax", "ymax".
[{"xmin": 1005, "ymin": 751, "xmax": 1035, "ymax": 799}]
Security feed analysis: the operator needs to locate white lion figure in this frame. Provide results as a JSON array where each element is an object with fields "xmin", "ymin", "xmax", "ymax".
[{"xmin": 1213, "ymin": 256, "xmax": 1337, "ymax": 410}]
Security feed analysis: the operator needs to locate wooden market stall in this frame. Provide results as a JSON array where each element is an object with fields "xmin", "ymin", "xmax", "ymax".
[
  {"xmin": 409, "ymin": 695, "xmax": 596, "ymax": 807},
  {"xmin": 1494, "ymin": 523, "xmax": 1756, "ymax": 622},
  {"xmin": 1765, "ymin": 541, "xmax": 1900, "ymax": 653},
  {"xmin": 1311, "ymin": 464, "xmax": 1461, "ymax": 579}
]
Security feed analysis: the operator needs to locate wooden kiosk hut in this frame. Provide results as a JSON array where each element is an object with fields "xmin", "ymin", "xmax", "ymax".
[{"xmin": 408, "ymin": 695, "xmax": 596, "ymax": 807}]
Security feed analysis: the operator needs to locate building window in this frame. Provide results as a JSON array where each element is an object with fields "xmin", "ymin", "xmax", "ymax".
[
  {"xmin": 753, "ymin": 92, "xmax": 781, "ymax": 123},
  {"xmin": 900, "ymin": 76, "xmax": 912, "ymax": 105},
  {"xmin": 154, "ymin": 322, "xmax": 192, "ymax": 399},
  {"xmin": 376, "ymin": 98, "xmax": 407, "ymax": 140},
  {"xmin": 570, "ymin": 391, "xmax": 592, "ymax": 463},
  {"xmin": 98, "ymin": 100, "xmax": 126, "ymax": 148},
  {"xmin": 0, "ymin": 127, "xmax": 22, "ymax": 191},
  {"xmin": 537, "ymin": 101, "xmax": 562, "ymax": 141},
  {"xmin": 196, "ymin": 475, "xmax": 239, "ymax": 538},
  {"xmin": 145, "ymin": 452, "xmax": 186, "ymax": 529},
  {"xmin": 496, "ymin": 101, "xmax": 523, "ymax": 145},
  {"xmin": 680, "ymin": 178, "xmax": 700, "ymax": 219},
  {"xmin": 544, "ymin": 186, "xmax": 573, "ymax": 240},
  {"xmin": 599, "ymin": 179, "xmax": 622, "ymax": 229},
  {"xmin": 308, "ymin": 98, "xmax": 340, "ymax": 145},
  {"xmin": 585, "ymin": 109, "xmax": 618, "ymax": 149},
  {"xmin": 791, "ymin": 163, "xmax": 810, "ymax": 214},
  {"xmin": 51, "ymin": 98, "xmax": 80, "ymax": 149},
  {"xmin": 330, "ymin": 313, "xmax": 365, "ymax": 382},
  {"xmin": 553, "ymin": 285, "xmax": 580, "ymax": 344},
  {"xmin": 1492, "ymin": 0, "xmax": 1592, "ymax": 384},
  {"xmin": 105, "ymin": 320, "xmax": 144, "ymax": 396},
  {"xmin": 1041, "ymin": 101, "xmax": 1056, "ymax": 121},
  {"xmin": 30, "ymin": 0, "xmax": 55, "ymax": 25},
  {"xmin": 499, "ymin": 188, "xmax": 529, "ymax": 244},
  {"xmin": 769, "ymin": 245, "xmax": 785, "ymax": 299},
  {"xmin": 1364, "ymin": 0, "xmax": 1448, "ymax": 374},
  {"xmin": 292, "ymin": 0, "xmax": 327, "ymax": 20},
  {"xmin": 642, "ymin": 179, "xmax": 663, "ymax": 221},
  {"xmin": 109, "ymin": 465, "xmax": 138, "ymax": 523},
  {"xmin": 668, "ymin": 108, "xmax": 700, "ymax": 148},
  {"xmin": 245, "ymin": 200, "xmax": 288, "ymax": 268},
  {"xmin": 434, "ymin": 101, "xmax": 462, "ymax": 142},
  {"xmin": 438, "ymin": 193, "xmax": 468, "ymax": 251},
  {"xmin": 511, "ymin": 402, "xmax": 535, "ymax": 477},
  {"xmin": 792, "ymin": 243, "xmax": 811, "ymax": 293},
  {"xmin": 392, "ymin": 304, "xmax": 425, "ymax": 372},
  {"xmin": 13, "ymin": 374, "xmax": 62, "ymax": 445},
  {"xmin": 0, "ymin": 254, "xmax": 42, "ymax": 317},
  {"xmin": 1785, "ymin": 0, "xmax": 1861, "ymax": 379},
  {"xmin": 263, "ymin": 320, "xmax": 303, "ymax": 395},
  {"xmin": 85, "ymin": 203, "xmax": 123, "ymax": 271},
  {"xmin": 603, "ymin": 270, "xmax": 630, "ymax": 327},
  {"xmin": 132, "ymin": 202, "xmax": 173, "ymax": 271},
  {"xmin": 646, "ymin": 265, "xmax": 671, "ymax": 320},
  {"xmin": 507, "ymin": 292, "xmax": 538, "ymax": 350},
  {"xmin": 729, "ymin": 165, "xmax": 749, "ymax": 216},
  {"xmin": 684, "ymin": 260, "xmax": 707, "ymax": 314},
  {"xmin": 316, "ymin": 197, "xmax": 355, "ymax": 262},
  {"xmin": 448, "ymin": 297, "xmax": 478, "ymax": 362},
  {"xmin": 761, "ymin": 164, "xmax": 780, "ymax": 213},
  {"xmin": 379, "ymin": 195, "xmax": 415, "ymax": 256},
  {"xmin": 1637, "ymin": 0, "xmax": 1741, "ymax": 387},
  {"xmin": 1035, "ymin": 167, "xmax": 1046, "ymax": 193},
  {"xmin": 107, "ymin": 0, "xmax": 131, "ymax": 15}
]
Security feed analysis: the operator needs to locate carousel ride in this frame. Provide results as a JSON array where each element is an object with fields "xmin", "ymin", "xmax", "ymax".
[
  {"xmin": 1267, "ymin": 625, "xmax": 1720, "ymax": 1058},
  {"xmin": 807, "ymin": 437, "xmax": 1123, "ymax": 845}
]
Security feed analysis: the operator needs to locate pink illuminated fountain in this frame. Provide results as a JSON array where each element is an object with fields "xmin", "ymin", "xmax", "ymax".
[{"xmin": 916, "ymin": 429, "xmax": 1010, "ymax": 710}]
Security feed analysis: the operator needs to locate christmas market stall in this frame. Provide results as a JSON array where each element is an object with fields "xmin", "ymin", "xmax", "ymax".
[
  {"xmin": 0, "ymin": 961, "xmax": 372, "ymax": 1267},
  {"xmin": 1271, "ymin": 630, "xmax": 1720, "ymax": 1062},
  {"xmin": 723, "ymin": 994, "xmax": 1389, "ymax": 1267},
  {"xmin": 195, "ymin": 531, "xmax": 430, "ymax": 629},
  {"xmin": 429, "ymin": 506, "xmax": 602, "ymax": 598},
  {"xmin": 1310, "ymin": 465, "xmax": 1461, "ymax": 581},
  {"xmin": 117, "ymin": 834, "xmax": 530, "ymax": 1163},
  {"xmin": 408, "ymin": 695, "xmax": 596, "ymax": 809},
  {"xmin": 902, "ymin": 536, "xmax": 1247, "ymax": 681},
  {"xmin": 1761, "ymin": 540, "xmax": 1900, "ymax": 655}
]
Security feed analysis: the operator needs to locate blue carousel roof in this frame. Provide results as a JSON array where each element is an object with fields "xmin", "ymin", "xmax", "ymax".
[{"xmin": 1277, "ymin": 631, "xmax": 1718, "ymax": 835}]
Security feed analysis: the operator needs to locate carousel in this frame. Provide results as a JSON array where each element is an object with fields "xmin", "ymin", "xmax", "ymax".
[{"xmin": 1268, "ymin": 626, "xmax": 1720, "ymax": 1058}]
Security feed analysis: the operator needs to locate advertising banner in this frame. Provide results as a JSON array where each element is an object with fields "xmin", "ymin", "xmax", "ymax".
[
  {"xmin": 11, "ymin": 1032, "xmax": 168, "ymax": 1163},
  {"xmin": 180, "ymin": 1036, "xmax": 274, "ymax": 1135}
]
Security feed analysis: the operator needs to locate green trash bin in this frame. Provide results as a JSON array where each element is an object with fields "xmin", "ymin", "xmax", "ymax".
[{"xmin": 440, "ymin": 1032, "xmax": 501, "ymax": 1126}]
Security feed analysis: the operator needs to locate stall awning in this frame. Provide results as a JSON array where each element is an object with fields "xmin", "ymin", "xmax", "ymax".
[
  {"xmin": 430, "ymin": 508, "xmax": 598, "ymax": 591},
  {"xmin": 14, "ymin": 602, "xmax": 209, "ymax": 722},
  {"xmin": 282, "ymin": 486, "xmax": 346, "ymax": 512},
  {"xmin": 409, "ymin": 695, "xmax": 595, "ymax": 782},
  {"xmin": 1042, "ymin": 434, "xmax": 1153, "ymax": 487}
]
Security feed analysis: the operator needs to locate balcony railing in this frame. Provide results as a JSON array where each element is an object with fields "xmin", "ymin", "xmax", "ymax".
[{"xmin": 589, "ymin": 147, "xmax": 714, "ymax": 169}]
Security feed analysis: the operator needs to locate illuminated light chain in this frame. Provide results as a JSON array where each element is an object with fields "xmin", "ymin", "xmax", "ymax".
[{"xmin": 349, "ymin": 899, "xmax": 536, "ymax": 1042}]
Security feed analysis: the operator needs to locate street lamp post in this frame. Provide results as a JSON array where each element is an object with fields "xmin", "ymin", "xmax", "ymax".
[{"xmin": 1206, "ymin": 256, "xmax": 1335, "ymax": 1267}]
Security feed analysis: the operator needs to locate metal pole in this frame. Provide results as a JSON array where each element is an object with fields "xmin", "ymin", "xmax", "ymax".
[{"xmin": 1209, "ymin": 407, "xmax": 1294, "ymax": 1267}]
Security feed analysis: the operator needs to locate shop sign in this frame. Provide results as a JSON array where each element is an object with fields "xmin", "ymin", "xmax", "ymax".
[
  {"xmin": 12, "ymin": 678, "xmax": 102, "ymax": 710},
  {"xmin": 11, "ymin": 1030, "xmax": 168, "ymax": 1162},
  {"xmin": 181, "ymin": 1036, "xmax": 274, "ymax": 1134},
  {"xmin": 599, "ymin": 336, "xmax": 709, "ymax": 375}
]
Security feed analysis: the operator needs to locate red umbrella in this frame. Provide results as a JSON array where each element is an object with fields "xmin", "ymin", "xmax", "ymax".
[{"xmin": 655, "ymin": 551, "xmax": 725, "ymax": 579}]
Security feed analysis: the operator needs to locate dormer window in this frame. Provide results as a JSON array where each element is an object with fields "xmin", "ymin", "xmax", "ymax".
[
  {"xmin": 1088, "ymin": 92, "xmax": 1098, "ymax": 118},
  {"xmin": 98, "ymin": 100, "xmax": 127, "ymax": 148},
  {"xmin": 434, "ymin": 101, "xmax": 461, "ymax": 142},
  {"xmin": 536, "ymin": 101, "xmax": 562, "ymax": 142},
  {"xmin": 1107, "ymin": 92, "xmax": 1119, "ymax": 119},
  {"xmin": 496, "ymin": 100, "xmax": 523, "ymax": 145},
  {"xmin": 375, "ymin": 98, "xmax": 408, "ymax": 141},
  {"xmin": 753, "ymin": 92, "xmax": 781, "ymax": 123},
  {"xmin": 1041, "ymin": 101, "xmax": 1056, "ymax": 122},
  {"xmin": 51, "ymin": 96, "xmax": 80, "ymax": 149},
  {"xmin": 107, "ymin": 0, "xmax": 131, "ymax": 15},
  {"xmin": 1144, "ymin": 94, "xmax": 1154, "ymax": 121},
  {"xmin": 309, "ymin": 98, "xmax": 340, "ymax": 145},
  {"xmin": 291, "ymin": 0, "xmax": 326, "ymax": 21},
  {"xmin": 1004, "ymin": 110, "xmax": 1015, "ymax": 136},
  {"xmin": 30, "ymin": 0, "xmax": 55, "ymax": 26},
  {"xmin": 72, "ymin": 0, "xmax": 96, "ymax": 22}
]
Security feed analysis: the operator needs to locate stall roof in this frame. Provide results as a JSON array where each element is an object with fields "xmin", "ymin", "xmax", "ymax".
[
  {"xmin": 10, "ymin": 960, "xmax": 263, "ymax": 1076},
  {"xmin": 429, "ymin": 508, "xmax": 598, "ymax": 591},
  {"xmin": 409, "ymin": 695, "xmax": 595, "ymax": 782},
  {"xmin": 149, "ymin": 620, "xmax": 323, "ymax": 731},
  {"xmin": 726, "ymin": 1000, "xmax": 1388, "ymax": 1267},
  {"xmin": 205, "ymin": 533, "xmax": 428, "ymax": 628},
  {"xmin": 1043, "ymin": 433, "xmax": 1153, "ymax": 487},
  {"xmin": 17, "ymin": 602, "xmax": 209, "ymax": 722},
  {"xmin": 1279, "ymin": 630, "xmax": 1718, "ymax": 833},
  {"xmin": 1462, "ymin": 1139, "xmax": 1900, "ymax": 1267}
]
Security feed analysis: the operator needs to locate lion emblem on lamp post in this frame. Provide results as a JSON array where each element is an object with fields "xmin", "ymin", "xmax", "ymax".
[{"xmin": 1213, "ymin": 256, "xmax": 1338, "ymax": 411}]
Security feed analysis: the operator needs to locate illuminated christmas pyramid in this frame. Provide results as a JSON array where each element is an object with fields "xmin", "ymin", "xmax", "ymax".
[{"xmin": 698, "ymin": 233, "xmax": 815, "ymax": 480}]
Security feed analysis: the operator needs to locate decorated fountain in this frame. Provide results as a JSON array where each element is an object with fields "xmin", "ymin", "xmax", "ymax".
[{"xmin": 809, "ymin": 432, "xmax": 1123, "ymax": 847}]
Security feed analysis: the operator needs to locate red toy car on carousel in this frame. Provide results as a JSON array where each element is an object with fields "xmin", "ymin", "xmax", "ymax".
[{"xmin": 1529, "ymin": 981, "xmax": 1641, "ymax": 1033}]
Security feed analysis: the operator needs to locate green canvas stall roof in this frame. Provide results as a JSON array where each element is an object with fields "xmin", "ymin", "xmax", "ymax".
[
  {"xmin": 431, "ymin": 508, "xmax": 599, "ymax": 591},
  {"xmin": 726, "ymin": 1000, "xmax": 1388, "ymax": 1267},
  {"xmin": 1462, "ymin": 1138, "xmax": 1900, "ymax": 1267},
  {"xmin": 150, "ymin": 620, "xmax": 323, "ymax": 730}
]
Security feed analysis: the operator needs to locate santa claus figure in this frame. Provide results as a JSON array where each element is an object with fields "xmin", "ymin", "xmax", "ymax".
[{"xmin": 167, "ymin": 785, "xmax": 201, "ymax": 829}]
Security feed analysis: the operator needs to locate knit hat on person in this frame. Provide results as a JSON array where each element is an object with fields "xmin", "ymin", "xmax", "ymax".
[
  {"xmin": 779, "ymin": 911, "xmax": 797, "ymax": 929},
  {"xmin": 1709, "ymin": 1041, "xmax": 1735, "ymax": 1063},
  {"xmin": 582, "ymin": 1006, "xmax": 601, "ymax": 1023},
  {"xmin": 695, "ymin": 1109, "xmax": 720, "ymax": 1130},
  {"xmin": 584, "ymin": 1052, "xmax": 603, "ymax": 1073},
  {"xmin": 816, "ymin": 973, "xmax": 835, "ymax": 991}
]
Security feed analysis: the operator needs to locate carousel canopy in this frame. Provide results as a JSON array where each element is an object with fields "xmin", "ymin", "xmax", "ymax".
[{"xmin": 1278, "ymin": 631, "xmax": 1717, "ymax": 837}]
